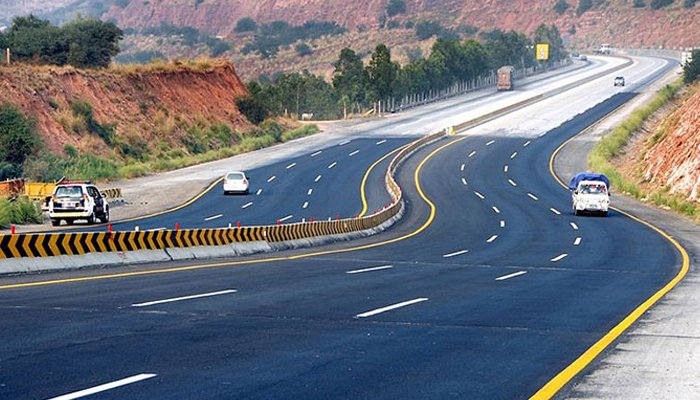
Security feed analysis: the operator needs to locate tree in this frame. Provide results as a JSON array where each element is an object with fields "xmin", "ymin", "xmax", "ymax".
[
  {"xmin": 554, "ymin": 0, "xmax": 570, "ymax": 14},
  {"xmin": 386, "ymin": 0, "xmax": 407, "ymax": 17},
  {"xmin": 415, "ymin": 20, "xmax": 443, "ymax": 40},
  {"xmin": 650, "ymin": 0, "xmax": 674, "ymax": 7},
  {"xmin": 236, "ymin": 95, "xmax": 267, "ymax": 125},
  {"xmin": 577, "ymin": 0, "xmax": 593, "ymax": 15},
  {"xmin": 295, "ymin": 43, "xmax": 313, "ymax": 57},
  {"xmin": 485, "ymin": 30, "xmax": 535, "ymax": 69},
  {"xmin": 633, "ymin": 0, "xmax": 646, "ymax": 7},
  {"xmin": 684, "ymin": 0, "xmax": 697, "ymax": 7},
  {"xmin": 533, "ymin": 24, "xmax": 566, "ymax": 62},
  {"xmin": 0, "ymin": 103, "xmax": 41, "ymax": 179},
  {"xmin": 332, "ymin": 48, "xmax": 369, "ymax": 108},
  {"xmin": 235, "ymin": 17, "xmax": 257, "ymax": 33},
  {"xmin": 366, "ymin": 44, "xmax": 399, "ymax": 100},
  {"xmin": 684, "ymin": 49, "xmax": 700, "ymax": 84}
]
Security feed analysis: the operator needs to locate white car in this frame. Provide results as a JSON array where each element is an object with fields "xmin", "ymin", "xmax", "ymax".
[
  {"xmin": 572, "ymin": 180, "xmax": 610, "ymax": 216},
  {"xmin": 614, "ymin": 76, "xmax": 625, "ymax": 86},
  {"xmin": 48, "ymin": 182, "xmax": 110, "ymax": 226},
  {"xmin": 223, "ymin": 171, "xmax": 249, "ymax": 195}
]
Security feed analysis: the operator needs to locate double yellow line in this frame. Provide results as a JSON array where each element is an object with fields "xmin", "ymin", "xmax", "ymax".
[{"xmin": 0, "ymin": 137, "xmax": 464, "ymax": 290}]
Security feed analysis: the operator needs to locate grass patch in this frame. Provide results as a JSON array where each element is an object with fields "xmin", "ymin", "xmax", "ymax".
[
  {"xmin": 0, "ymin": 197, "xmax": 44, "ymax": 228},
  {"xmin": 588, "ymin": 78, "xmax": 699, "ymax": 220}
]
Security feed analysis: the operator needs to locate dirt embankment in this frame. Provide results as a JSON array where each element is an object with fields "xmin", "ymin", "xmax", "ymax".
[
  {"xmin": 104, "ymin": 0, "xmax": 700, "ymax": 48},
  {"xmin": 0, "ymin": 60, "xmax": 251, "ymax": 155},
  {"xmin": 643, "ymin": 85, "xmax": 700, "ymax": 202}
]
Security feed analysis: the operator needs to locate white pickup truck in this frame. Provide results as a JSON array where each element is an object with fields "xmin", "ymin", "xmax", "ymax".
[{"xmin": 569, "ymin": 173, "xmax": 610, "ymax": 216}]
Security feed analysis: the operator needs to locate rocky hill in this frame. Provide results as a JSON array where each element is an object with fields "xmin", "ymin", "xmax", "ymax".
[
  {"xmin": 0, "ymin": 60, "xmax": 250, "ymax": 156},
  {"xmin": 103, "ymin": 0, "xmax": 700, "ymax": 48}
]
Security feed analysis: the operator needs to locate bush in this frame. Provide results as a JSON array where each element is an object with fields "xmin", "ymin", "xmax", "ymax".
[
  {"xmin": 387, "ymin": 0, "xmax": 407, "ymax": 16},
  {"xmin": 259, "ymin": 119, "xmax": 284, "ymax": 141},
  {"xmin": 415, "ymin": 20, "xmax": 443, "ymax": 40},
  {"xmin": 684, "ymin": 0, "xmax": 697, "ymax": 7},
  {"xmin": 295, "ymin": 43, "xmax": 313, "ymax": 57},
  {"xmin": 0, "ymin": 103, "xmax": 41, "ymax": 179},
  {"xmin": 577, "ymin": 0, "xmax": 593, "ymax": 14},
  {"xmin": 0, "ymin": 197, "xmax": 44, "ymax": 228},
  {"xmin": 554, "ymin": 0, "xmax": 570, "ymax": 14},
  {"xmin": 236, "ymin": 95, "xmax": 268, "ymax": 124},
  {"xmin": 235, "ymin": 17, "xmax": 258, "ymax": 33},
  {"xmin": 281, "ymin": 124, "xmax": 319, "ymax": 142},
  {"xmin": 634, "ymin": 0, "xmax": 646, "ymax": 7},
  {"xmin": 69, "ymin": 99, "xmax": 115, "ymax": 145},
  {"xmin": 650, "ymin": 0, "xmax": 674, "ymax": 8},
  {"xmin": 684, "ymin": 49, "xmax": 700, "ymax": 83}
]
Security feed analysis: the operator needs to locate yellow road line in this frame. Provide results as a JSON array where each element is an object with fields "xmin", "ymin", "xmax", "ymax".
[
  {"xmin": 532, "ymin": 107, "xmax": 691, "ymax": 399},
  {"xmin": 358, "ymin": 145, "xmax": 406, "ymax": 218},
  {"xmin": 0, "ymin": 137, "xmax": 464, "ymax": 290}
]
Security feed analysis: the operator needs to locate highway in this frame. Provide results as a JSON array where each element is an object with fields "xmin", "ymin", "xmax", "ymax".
[{"xmin": 0, "ymin": 55, "xmax": 685, "ymax": 399}]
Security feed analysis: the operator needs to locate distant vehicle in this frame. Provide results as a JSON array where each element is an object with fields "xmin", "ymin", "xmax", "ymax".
[
  {"xmin": 579, "ymin": 54, "xmax": 588, "ymax": 61},
  {"xmin": 681, "ymin": 50, "xmax": 694, "ymax": 67},
  {"xmin": 569, "ymin": 173, "xmax": 610, "ymax": 216},
  {"xmin": 614, "ymin": 76, "xmax": 625, "ymax": 86},
  {"xmin": 497, "ymin": 66, "xmax": 514, "ymax": 91},
  {"xmin": 597, "ymin": 43, "xmax": 612, "ymax": 55},
  {"xmin": 223, "ymin": 171, "xmax": 249, "ymax": 195},
  {"xmin": 48, "ymin": 181, "xmax": 109, "ymax": 226}
]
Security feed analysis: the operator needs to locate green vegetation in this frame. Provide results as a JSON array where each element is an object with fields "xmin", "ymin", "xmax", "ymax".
[
  {"xmin": 0, "ymin": 103, "xmax": 41, "ymax": 180},
  {"xmin": 683, "ymin": 49, "xmax": 700, "ymax": 84},
  {"xmin": 295, "ymin": 43, "xmax": 313, "ymax": 57},
  {"xmin": 241, "ymin": 20, "xmax": 347, "ymax": 58},
  {"xmin": 0, "ymin": 197, "xmax": 44, "ymax": 228},
  {"xmin": 634, "ymin": 0, "xmax": 646, "ymax": 7},
  {"xmin": 684, "ymin": 0, "xmax": 697, "ymax": 7},
  {"xmin": 577, "ymin": 0, "xmax": 593, "ymax": 15},
  {"xmin": 554, "ymin": 0, "xmax": 570, "ymax": 14},
  {"xmin": 588, "ymin": 80, "xmax": 698, "ymax": 219},
  {"xmin": 386, "ymin": 0, "xmax": 407, "ymax": 17},
  {"xmin": 650, "ymin": 0, "xmax": 675, "ymax": 8},
  {"xmin": 533, "ymin": 24, "xmax": 567, "ymax": 63},
  {"xmin": 415, "ymin": 20, "xmax": 445, "ymax": 40},
  {"xmin": 235, "ymin": 17, "xmax": 258, "ymax": 33},
  {"xmin": 0, "ymin": 15, "xmax": 122, "ymax": 68},
  {"xmin": 69, "ymin": 99, "xmax": 116, "ymax": 145},
  {"xmin": 114, "ymin": 50, "xmax": 166, "ymax": 64}
]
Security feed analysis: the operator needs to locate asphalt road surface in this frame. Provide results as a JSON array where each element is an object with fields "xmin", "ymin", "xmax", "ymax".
[{"xmin": 0, "ymin": 55, "xmax": 684, "ymax": 399}]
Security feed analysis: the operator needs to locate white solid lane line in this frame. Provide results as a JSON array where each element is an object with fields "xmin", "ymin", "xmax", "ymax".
[
  {"xmin": 315, "ymin": 175, "xmax": 322, "ymax": 182},
  {"xmin": 487, "ymin": 235, "xmax": 498, "ymax": 243},
  {"xmin": 328, "ymin": 162, "xmax": 337, "ymax": 169},
  {"xmin": 486, "ymin": 140, "xmax": 495, "ymax": 146},
  {"xmin": 510, "ymin": 152, "xmax": 518, "ymax": 159},
  {"xmin": 460, "ymin": 163, "xmax": 465, "ymax": 171},
  {"xmin": 474, "ymin": 191, "xmax": 485, "ymax": 199},
  {"xmin": 496, "ymin": 271, "xmax": 527, "ymax": 281},
  {"xmin": 574, "ymin": 237, "xmax": 582, "ymax": 246},
  {"xmin": 523, "ymin": 140, "xmax": 531, "ymax": 147},
  {"xmin": 376, "ymin": 139, "xmax": 387, "ymax": 145},
  {"xmin": 286, "ymin": 162, "xmax": 296, "ymax": 169},
  {"xmin": 311, "ymin": 150, "xmax": 322, "ymax": 157},
  {"xmin": 527, "ymin": 193, "xmax": 539, "ymax": 201},
  {"xmin": 346, "ymin": 265, "xmax": 393, "ymax": 274},
  {"xmin": 307, "ymin": 188, "xmax": 313, "ymax": 195},
  {"xmin": 551, "ymin": 254, "xmax": 568, "ymax": 262},
  {"xmin": 204, "ymin": 214, "xmax": 223, "ymax": 221},
  {"xmin": 492, "ymin": 206, "xmax": 500, "ymax": 214},
  {"xmin": 508, "ymin": 179, "xmax": 517, "ymax": 187},
  {"xmin": 279, "ymin": 215, "xmax": 293, "ymax": 222},
  {"xmin": 443, "ymin": 249, "xmax": 469, "ymax": 258},
  {"xmin": 461, "ymin": 178, "xmax": 468, "ymax": 185},
  {"xmin": 504, "ymin": 165, "xmax": 509, "ymax": 173},
  {"xmin": 267, "ymin": 176, "xmax": 276, "ymax": 182},
  {"xmin": 48, "ymin": 374, "xmax": 158, "ymax": 400},
  {"xmin": 339, "ymin": 140, "xmax": 351, "ymax": 146},
  {"xmin": 469, "ymin": 151, "xmax": 477, "ymax": 158},
  {"xmin": 550, "ymin": 208, "xmax": 562, "ymax": 215},
  {"xmin": 349, "ymin": 150, "xmax": 360, "ymax": 156},
  {"xmin": 356, "ymin": 298, "xmax": 428, "ymax": 318},
  {"xmin": 570, "ymin": 222, "xmax": 579, "ymax": 230},
  {"xmin": 256, "ymin": 189, "xmax": 262, "ymax": 196},
  {"xmin": 500, "ymin": 220, "xmax": 506, "ymax": 228},
  {"xmin": 132, "ymin": 290, "xmax": 237, "ymax": 308},
  {"xmin": 242, "ymin": 202, "xmax": 253, "ymax": 209}
]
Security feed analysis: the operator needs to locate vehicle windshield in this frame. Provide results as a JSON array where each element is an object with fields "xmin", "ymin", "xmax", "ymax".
[
  {"xmin": 580, "ymin": 184, "xmax": 607, "ymax": 194},
  {"xmin": 226, "ymin": 172, "xmax": 244, "ymax": 180},
  {"xmin": 55, "ymin": 186, "xmax": 83, "ymax": 197}
]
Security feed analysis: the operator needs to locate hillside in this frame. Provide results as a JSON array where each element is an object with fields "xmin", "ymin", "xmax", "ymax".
[
  {"xmin": 0, "ymin": 60, "xmax": 250, "ymax": 156},
  {"xmin": 103, "ymin": 0, "xmax": 700, "ymax": 48}
]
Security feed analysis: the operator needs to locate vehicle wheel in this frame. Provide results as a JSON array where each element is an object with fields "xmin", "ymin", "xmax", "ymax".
[
  {"xmin": 51, "ymin": 219, "xmax": 60, "ymax": 227},
  {"xmin": 86, "ymin": 213, "xmax": 95, "ymax": 225},
  {"xmin": 223, "ymin": 191, "xmax": 229, "ymax": 196},
  {"xmin": 101, "ymin": 207, "xmax": 110, "ymax": 223}
]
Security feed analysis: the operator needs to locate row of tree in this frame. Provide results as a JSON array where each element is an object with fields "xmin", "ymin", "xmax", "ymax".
[
  {"xmin": 0, "ymin": 15, "xmax": 123, "ymax": 68},
  {"xmin": 237, "ymin": 24, "xmax": 567, "ymax": 121}
]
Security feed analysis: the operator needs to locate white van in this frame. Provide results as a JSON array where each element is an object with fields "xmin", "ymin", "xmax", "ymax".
[{"xmin": 569, "ymin": 173, "xmax": 610, "ymax": 216}]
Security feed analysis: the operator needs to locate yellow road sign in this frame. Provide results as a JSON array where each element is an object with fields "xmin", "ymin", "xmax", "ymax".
[{"xmin": 537, "ymin": 44, "xmax": 550, "ymax": 61}]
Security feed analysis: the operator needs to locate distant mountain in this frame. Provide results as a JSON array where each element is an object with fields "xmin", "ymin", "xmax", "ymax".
[{"xmin": 101, "ymin": 0, "xmax": 700, "ymax": 48}]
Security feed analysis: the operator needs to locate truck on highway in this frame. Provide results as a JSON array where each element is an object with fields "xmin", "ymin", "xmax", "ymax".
[
  {"xmin": 497, "ymin": 66, "xmax": 514, "ymax": 91},
  {"xmin": 569, "ymin": 172, "xmax": 611, "ymax": 216}
]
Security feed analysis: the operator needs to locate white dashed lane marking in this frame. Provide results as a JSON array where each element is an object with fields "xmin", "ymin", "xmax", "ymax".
[
  {"xmin": 242, "ymin": 202, "xmax": 253, "ymax": 209},
  {"xmin": 474, "ymin": 191, "xmax": 485, "ymax": 199},
  {"xmin": 492, "ymin": 206, "xmax": 500, "ymax": 214},
  {"xmin": 486, "ymin": 140, "xmax": 495, "ymax": 146},
  {"xmin": 279, "ymin": 215, "xmax": 293, "ymax": 223},
  {"xmin": 346, "ymin": 265, "xmax": 393, "ymax": 274},
  {"xmin": 469, "ymin": 151, "xmax": 477, "ymax": 158},
  {"xmin": 551, "ymin": 254, "xmax": 568, "ymax": 262},
  {"xmin": 302, "ymin": 202, "xmax": 309, "ymax": 209},
  {"xmin": 527, "ymin": 193, "xmax": 539, "ymax": 201},
  {"xmin": 376, "ymin": 139, "xmax": 387, "ymax": 145},
  {"xmin": 504, "ymin": 165, "xmax": 509, "ymax": 173},
  {"xmin": 510, "ymin": 152, "xmax": 518, "ymax": 159},
  {"xmin": 508, "ymin": 179, "xmax": 517, "ymax": 187},
  {"xmin": 570, "ymin": 222, "xmax": 579, "ymax": 230},
  {"xmin": 550, "ymin": 208, "xmax": 561, "ymax": 215},
  {"xmin": 574, "ymin": 237, "xmax": 582, "ymax": 246},
  {"xmin": 267, "ymin": 176, "xmax": 276, "ymax": 182},
  {"xmin": 460, "ymin": 164, "xmax": 465, "ymax": 171},
  {"xmin": 307, "ymin": 189, "xmax": 313, "ymax": 195},
  {"xmin": 523, "ymin": 140, "xmax": 531, "ymax": 147},
  {"xmin": 496, "ymin": 271, "xmax": 527, "ymax": 281},
  {"xmin": 349, "ymin": 150, "xmax": 360, "ymax": 156},
  {"xmin": 355, "ymin": 298, "xmax": 429, "ymax": 318},
  {"xmin": 311, "ymin": 151, "xmax": 322, "ymax": 157},
  {"xmin": 461, "ymin": 178, "xmax": 468, "ymax": 185},
  {"xmin": 256, "ymin": 189, "xmax": 262, "ymax": 196},
  {"xmin": 286, "ymin": 162, "xmax": 296, "ymax": 169},
  {"xmin": 315, "ymin": 175, "xmax": 322, "ymax": 182},
  {"xmin": 443, "ymin": 249, "xmax": 469, "ymax": 258},
  {"xmin": 487, "ymin": 235, "xmax": 498, "ymax": 243},
  {"xmin": 204, "ymin": 214, "xmax": 223, "ymax": 221},
  {"xmin": 339, "ymin": 140, "xmax": 350, "ymax": 146},
  {"xmin": 48, "ymin": 374, "xmax": 158, "ymax": 400},
  {"xmin": 328, "ymin": 162, "xmax": 337, "ymax": 169},
  {"xmin": 500, "ymin": 220, "xmax": 506, "ymax": 228}
]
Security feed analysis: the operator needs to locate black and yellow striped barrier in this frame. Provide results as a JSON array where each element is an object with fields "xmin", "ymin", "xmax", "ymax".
[
  {"xmin": 0, "ymin": 130, "xmax": 444, "ymax": 261},
  {"xmin": 101, "ymin": 188, "xmax": 122, "ymax": 199}
]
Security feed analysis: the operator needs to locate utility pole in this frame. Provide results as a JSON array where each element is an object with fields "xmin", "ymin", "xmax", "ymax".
[{"xmin": 5, "ymin": 48, "xmax": 9, "ymax": 66}]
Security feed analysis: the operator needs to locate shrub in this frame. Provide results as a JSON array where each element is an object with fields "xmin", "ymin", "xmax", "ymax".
[
  {"xmin": 281, "ymin": 124, "xmax": 319, "ymax": 142},
  {"xmin": 683, "ymin": 49, "xmax": 700, "ymax": 83},
  {"xmin": 415, "ymin": 20, "xmax": 443, "ymax": 40},
  {"xmin": 684, "ymin": 0, "xmax": 697, "ymax": 7},
  {"xmin": 577, "ymin": 0, "xmax": 593, "ymax": 15},
  {"xmin": 9, "ymin": 197, "xmax": 44, "ymax": 225},
  {"xmin": 295, "ymin": 43, "xmax": 313, "ymax": 57},
  {"xmin": 387, "ymin": 0, "xmax": 407, "ymax": 16},
  {"xmin": 69, "ymin": 99, "xmax": 115, "ymax": 145},
  {"xmin": 650, "ymin": 0, "xmax": 674, "ymax": 8},
  {"xmin": 259, "ymin": 119, "xmax": 284, "ymax": 141},
  {"xmin": 634, "ymin": 0, "xmax": 646, "ymax": 7},
  {"xmin": 554, "ymin": 0, "xmax": 570, "ymax": 14},
  {"xmin": 235, "ymin": 17, "xmax": 257, "ymax": 33},
  {"xmin": 236, "ymin": 95, "xmax": 268, "ymax": 124}
]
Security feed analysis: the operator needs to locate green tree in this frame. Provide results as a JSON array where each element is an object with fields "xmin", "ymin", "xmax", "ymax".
[
  {"xmin": 633, "ymin": 0, "xmax": 646, "ymax": 7},
  {"xmin": 533, "ymin": 24, "xmax": 566, "ymax": 62},
  {"xmin": 235, "ymin": 17, "xmax": 257, "ymax": 33},
  {"xmin": 236, "ymin": 95, "xmax": 268, "ymax": 125},
  {"xmin": 332, "ymin": 48, "xmax": 369, "ymax": 108},
  {"xmin": 650, "ymin": 0, "xmax": 674, "ymax": 8},
  {"xmin": 577, "ymin": 0, "xmax": 593, "ymax": 15},
  {"xmin": 684, "ymin": 49, "xmax": 700, "ymax": 84},
  {"xmin": 554, "ymin": 0, "xmax": 570, "ymax": 14},
  {"xmin": 61, "ymin": 16, "xmax": 123, "ymax": 68},
  {"xmin": 295, "ymin": 43, "xmax": 313, "ymax": 57},
  {"xmin": 387, "ymin": 0, "xmax": 407, "ymax": 16},
  {"xmin": 684, "ymin": 0, "xmax": 697, "ymax": 7},
  {"xmin": 366, "ymin": 44, "xmax": 399, "ymax": 100},
  {"xmin": 415, "ymin": 20, "xmax": 443, "ymax": 40},
  {"xmin": 485, "ymin": 30, "xmax": 535, "ymax": 69},
  {"xmin": 0, "ymin": 103, "xmax": 41, "ymax": 179}
]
